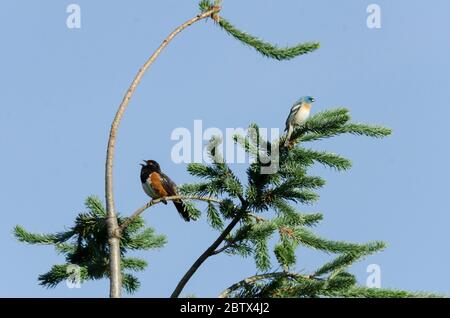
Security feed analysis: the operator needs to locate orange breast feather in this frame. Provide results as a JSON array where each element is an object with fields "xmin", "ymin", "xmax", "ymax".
[{"xmin": 150, "ymin": 172, "xmax": 169, "ymax": 197}]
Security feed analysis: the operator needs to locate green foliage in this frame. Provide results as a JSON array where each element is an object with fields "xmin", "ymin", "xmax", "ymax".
[
  {"xmin": 325, "ymin": 286, "xmax": 444, "ymax": 298},
  {"xmin": 291, "ymin": 148, "xmax": 352, "ymax": 171},
  {"xmin": 14, "ymin": 196, "xmax": 166, "ymax": 294},
  {"xmin": 217, "ymin": 18, "xmax": 320, "ymax": 61},
  {"xmin": 199, "ymin": 0, "xmax": 319, "ymax": 61},
  {"xmin": 199, "ymin": 0, "xmax": 213, "ymax": 12},
  {"xmin": 183, "ymin": 201, "xmax": 202, "ymax": 221},
  {"xmin": 206, "ymin": 202, "xmax": 224, "ymax": 230},
  {"xmin": 274, "ymin": 240, "xmax": 296, "ymax": 269},
  {"xmin": 181, "ymin": 104, "xmax": 433, "ymax": 298},
  {"xmin": 184, "ymin": 144, "xmax": 243, "ymax": 198},
  {"xmin": 314, "ymin": 242, "xmax": 386, "ymax": 277},
  {"xmin": 225, "ymin": 270, "xmax": 444, "ymax": 298},
  {"xmin": 14, "ymin": 1, "xmax": 431, "ymax": 298}
]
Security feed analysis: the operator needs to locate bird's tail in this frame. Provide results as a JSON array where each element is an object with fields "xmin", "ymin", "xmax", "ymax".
[{"xmin": 173, "ymin": 200, "xmax": 190, "ymax": 222}]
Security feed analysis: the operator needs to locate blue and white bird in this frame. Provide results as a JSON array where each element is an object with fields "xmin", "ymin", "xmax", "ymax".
[{"xmin": 284, "ymin": 96, "xmax": 315, "ymax": 147}]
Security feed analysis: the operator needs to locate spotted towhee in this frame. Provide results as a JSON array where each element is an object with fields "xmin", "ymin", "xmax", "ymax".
[{"xmin": 140, "ymin": 160, "xmax": 190, "ymax": 221}]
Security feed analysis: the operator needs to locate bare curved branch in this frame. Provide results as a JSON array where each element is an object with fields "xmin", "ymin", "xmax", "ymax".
[{"xmin": 104, "ymin": 6, "xmax": 221, "ymax": 298}]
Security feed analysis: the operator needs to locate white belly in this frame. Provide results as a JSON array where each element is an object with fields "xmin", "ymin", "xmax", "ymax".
[
  {"xmin": 142, "ymin": 182, "xmax": 157, "ymax": 199},
  {"xmin": 294, "ymin": 107, "xmax": 310, "ymax": 125}
]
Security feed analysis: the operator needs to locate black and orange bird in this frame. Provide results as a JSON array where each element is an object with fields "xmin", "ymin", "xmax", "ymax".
[{"xmin": 140, "ymin": 160, "xmax": 190, "ymax": 221}]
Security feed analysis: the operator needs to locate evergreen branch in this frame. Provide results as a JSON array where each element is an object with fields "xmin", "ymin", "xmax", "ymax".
[
  {"xmin": 314, "ymin": 242, "xmax": 386, "ymax": 277},
  {"xmin": 207, "ymin": 202, "xmax": 224, "ymax": 230},
  {"xmin": 171, "ymin": 202, "xmax": 249, "ymax": 298},
  {"xmin": 121, "ymin": 258, "xmax": 148, "ymax": 271},
  {"xmin": 122, "ymin": 273, "xmax": 141, "ymax": 294},
  {"xmin": 55, "ymin": 243, "xmax": 76, "ymax": 254},
  {"xmin": 212, "ymin": 242, "xmax": 233, "ymax": 255},
  {"xmin": 18, "ymin": 201, "xmax": 162, "ymax": 294},
  {"xmin": 124, "ymin": 228, "xmax": 167, "ymax": 250},
  {"xmin": 294, "ymin": 227, "xmax": 386, "ymax": 255},
  {"xmin": 341, "ymin": 124, "xmax": 393, "ymax": 138},
  {"xmin": 13, "ymin": 225, "xmax": 74, "ymax": 245},
  {"xmin": 324, "ymin": 271, "xmax": 356, "ymax": 292},
  {"xmin": 119, "ymin": 195, "xmax": 222, "ymax": 232},
  {"xmin": 220, "ymin": 199, "xmax": 239, "ymax": 219},
  {"xmin": 292, "ymin": 148, "xmax": 352, "ymax": 171},
  {"xmin": 222, "ymin": 175, "xmax": 244, "ymax": 198},
  {"xmin": 186, "ymin": 142, "xmax": 244, "ymax": 199},
  {"xmin": 227, "ymin": 223, "xmax": 254, "ymax": 246},
  {"xmin": 217, "ymin": 18, "xmax": 320, "ymax": 60},
  {"xmin": 184, "ymin": 201, "xmax": 203, "ymax": 220},
  {"xmin": 289, "ymin": 108, "xmax": 351, "ymax": 142},
  {"xmin": 218, "ymin": 271, "xmax": 311, "ymax": 298},
  {"xmin": 274, "ymin": 240, "xmax": 296, "ymax": 269},
  {"xmin": 84, "ymin": 196, "xmax": 107, "ymax": 217},
  {"xmin": 187, "ymin": 163, "xmax": 220, "ymax": 179},
  {"xmin": 267, "ymin": 276, "xmax": 326, "ymax": 298},
  {"xmin": 39, "ymin": 264, "xmax": 89, "ymax": 288},
  {"xmin": 199, "ymin": 0, "xmax": 213, "ymax": 12},
  {"xmin": 301, "ymin": 123, "xmax": 392, "ymax": 142},
  {"xmin": 307, "ymin": 107, "xmax": 351, "ymax": 126},
  {"xmin": 179, "ymin": 182, "xmax": 217, "ymax": 196},
  {"xmin": 247, "ymin": 221, "xmax": 278, "ymax": 241},
  {"xmin": 273, "ymin": 213, "xmax": 323, "ymax": 228},
  {"xmin": 218, "ymin": 273, "xmax": 283, "ymax": 298},
  {"xmin": 279, "ymin": 189, "xmax": 319, "ymax": 204},
  {"xmin": 272, "ymin": 200, "xmax": 323, "ymax": 227},
  {"xmin": 253, "ymin": 238, "xmax": 272, "ymax": 271},
  {"xmin": 225, "ymin": 242, "xmax": 253, "ymax": 257},
  {"xmin": 324, "ymin": 286, "xmax": 444, "ymax": 298}
]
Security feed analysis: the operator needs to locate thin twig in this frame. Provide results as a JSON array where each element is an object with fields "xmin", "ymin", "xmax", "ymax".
[
  {"xmin": 212, "ymin": 242, "xmax": 233, "ymax": 255},
  {"xmin": 171, "ymin": 202, "xmax": 249, "ymax": 298},
  {"xmin": 118, "ymin": 195, "xmax": 222, "ymax": 233},
  {"xmin": 104, "ymin": 6, "xmax": 221, "ymax": 298}
]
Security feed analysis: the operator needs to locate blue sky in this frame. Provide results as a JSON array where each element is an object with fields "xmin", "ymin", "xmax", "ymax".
[{"xmin": 1, "ymin": 0, "xmax": 449, "ymax": 297}]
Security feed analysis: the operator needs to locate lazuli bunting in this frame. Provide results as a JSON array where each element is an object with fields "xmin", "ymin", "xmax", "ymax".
[{"xmin": 284, "ymin": 96, "xmax": 315, "ymax": 147}]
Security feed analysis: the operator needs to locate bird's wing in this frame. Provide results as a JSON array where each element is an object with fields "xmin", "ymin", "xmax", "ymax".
[
  {"xmin": 285, "ymin": 104, "xmax": 301, "ymax": 131},
  {"xmin": 159, "ymin": 172, "xmax": 179, "ymax": 196}
]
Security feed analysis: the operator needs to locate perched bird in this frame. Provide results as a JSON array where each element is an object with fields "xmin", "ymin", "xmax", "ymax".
[
  {"xmin": 140, "ymin": 160, "xmax": 190, "ymax": 221},
  {"xmin": 284, "ymin": 96, "xmax": 315, "ymax": 147}
]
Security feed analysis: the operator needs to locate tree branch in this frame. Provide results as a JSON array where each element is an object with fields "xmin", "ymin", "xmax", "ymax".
[
  {"xmin": 118, "ymin": 195, "xmax": 222, "ymax": 233},
  {"xmin": 218, "ymin": 271, "xmax": 311, "ymax": 298},
  {"xmin": 170, "ymin": 202, "xmax": 249, "ymax": 298},
  {"xmin": 210, "ymin": 213, "xmax": 264, "ymax": 255},
  {"xmin": 212, "ymin": 242, "xmax": 233, "ymax": 255},
  {"xmin": 104, "ymin": 6, "xmax": 221, "ymax": 298}
]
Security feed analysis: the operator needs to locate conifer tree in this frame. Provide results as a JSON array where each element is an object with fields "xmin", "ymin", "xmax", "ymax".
[
  {"xmin": 174, "ymin": 114, "xmax": 439, "ymax": 298},
  {"xmin": 14, "ymin": 1, "xmax": 441, "ymax": 298},
  {"xmin": 14, "ymin": 197, "xmax": 166, "ymax": 294}
]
